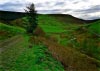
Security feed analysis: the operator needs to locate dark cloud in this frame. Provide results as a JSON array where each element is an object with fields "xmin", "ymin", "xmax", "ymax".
[
  {"xmin": 63, "ymin": 9, "xmax": 72, "ymax": 12},
  {"xmin": 74, "ymin": 5, "xmax": 100, "ymax": 14},
  {"xmin": 0, "ymin": 2, "xmax": 24, "ymax": 11},
  {"xmin": 71, "ymin": 0, "xmax": 87, "ymax": 4},
  {"xmin": 0, "ymin": 2, "xmax": 23, "ymax": 7},
  {"xmin": 83, "ymin": 15, "xmax": 100, "ymax": 20},
  {"xmin": 54, "ymin": 2, "xmax": 65, "ymax": 6},
  {"xmin": 35, "ymin": 3, "xmax": 43, "ymax": 7},
  {"xmin": 89, "ymin": 16, "xmax": 100, "ymax": 20}
]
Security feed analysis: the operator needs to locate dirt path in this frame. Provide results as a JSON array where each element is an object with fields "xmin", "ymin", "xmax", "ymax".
[
  {"xmin": 0, "ymin": 35, "xmax": 24, "ymax": 53},
  {"xmin": 0, "ymin": 35, "xmax": 28, "ymax": 70}
]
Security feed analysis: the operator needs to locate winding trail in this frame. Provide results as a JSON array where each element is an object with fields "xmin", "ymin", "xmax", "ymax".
[{"xmin": 0, "ymin": 35, "xmax": 24, "ymax": 53}]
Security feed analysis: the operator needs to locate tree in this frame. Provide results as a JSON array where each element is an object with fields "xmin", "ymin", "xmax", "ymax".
[{"xmin": 25, "ymin": 3, "xmax": 38, "ymax": 35}]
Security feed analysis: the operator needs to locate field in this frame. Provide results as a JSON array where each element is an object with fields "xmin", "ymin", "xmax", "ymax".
[
  {"xmin": 0, "ymin": 14, "xmax": 100, "ymax": 71},
  {"xmin": 0, "ymin": 22, "xmax": 64, "ymax": 71}
]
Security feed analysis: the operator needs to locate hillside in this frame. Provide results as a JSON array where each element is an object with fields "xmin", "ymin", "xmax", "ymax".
[
  {"xmin": 0, "ymin": 10, "xmax": 99, "ymax": 24},
  {"xmin": 38, "ymin": 15, "xmax": 100, "ymax": 61},
  {"xmin": 0, "ymin": 10, "xmax": 25, "ymax": 21},
  {"xmin": 0, "ymin": 23, "xmax": 25, "ymax": 40},
  {"xmin": 49, "ymin": 14, "xmax": 86, "ymax": 24},
  {"xmin": 0, "ymin": 21, "xmax": 100, "ymax": 71},
  {"xmin": 0, "ymin": 10, "xmax": 100, "ymax": 71},
  {"xmin": 0, "ymin": 23, "xmax": 65, "ymax": 71},
  {"xmin": 49, "ymin": 14, "xmax": 100, "ymax": 24}
]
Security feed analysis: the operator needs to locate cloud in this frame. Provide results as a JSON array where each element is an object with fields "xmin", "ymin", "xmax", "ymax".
[
  {"xmin": 0, "ymin": 0, "xmax": 26, "ymax": 11},
  {"xmin": 0, "ymin": 0, "xmax": 100, "ymax": 20},
  {"xmin": 54, "ymin": 2, "xmax": 65, "ymax": 6},
  {"xmin": 38, "ymin": 10, "xmax": 61, "ymax": 14},
  {"xmin": 74, "ymin": 5, "xmax": 100, "ymax": 14}
]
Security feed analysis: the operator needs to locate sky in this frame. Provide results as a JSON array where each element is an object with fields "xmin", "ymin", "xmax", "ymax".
[{"xmin": 0, "ymin": 0, "xmax": 100, "ymax": 20}]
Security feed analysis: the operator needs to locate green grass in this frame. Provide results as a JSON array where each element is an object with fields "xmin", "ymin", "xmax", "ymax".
[
  {"xmin": 0, "ymin": 23, "xmax": 25, "ymax": 34},
  {"xmin": 0, "ymin": 15, "xmax": 100, "ymax": 70},
  {"xmin": 38, "ymin": 15, "xmax": 66, "ymax": 33},
  {"xmin": 88, "ymin": 20, "xmax": 100, "ymax": 35},
  {"xmin": 15, "ymin": 45, "xmax": 64, "ymax": 71},
  {"xmin": 38, "ymin": 15, "xmax": 83, "ymax": 47},
  {"xmin": 0, "ymin": 35, "xmax": 64, "ymax": 71},
  {"xmin": 38, "ymin": 15, "xmax": 83, "ymax": 34},
  {"xmin": 0, "ymin": 23, "xmax": 26, "ymax": 40},
  {"xmin": 65, "ymin": 20, "xmax": 100, "ymax": 61},
  {"xmin": 39, "ymin": 17, "xmax": 100, "ymax": 62}
]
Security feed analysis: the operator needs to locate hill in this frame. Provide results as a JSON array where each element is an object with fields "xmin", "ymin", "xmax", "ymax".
[
  {"xmin": 0, "ymin": 20, "xmax": 100, "ymax": 71},
  {"xmin": 0, "ymin": 10, "xmax": 100, "ymax": 71},
  {"xmin": 0, "ymin": 10, "xmax": 26, "ymax": 22},
  {"xmin": 0, "ymin": 23, "xmax": 65, "ymax": 71},
  {"xmin": 0, "ymin": 10, "xmax": 99, "ymax": 24},
  {"xmin": 49, "ymin": 14, "xmax": 100, "ymax": 24},
  {"xmin": 0, "ymin": 23, "xmax": 25, "ymax": 40}
]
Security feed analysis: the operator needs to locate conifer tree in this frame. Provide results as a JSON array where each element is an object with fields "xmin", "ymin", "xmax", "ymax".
[{"xmin": 25, "ymin": 3, "xmax": 38, "ymax": 34}]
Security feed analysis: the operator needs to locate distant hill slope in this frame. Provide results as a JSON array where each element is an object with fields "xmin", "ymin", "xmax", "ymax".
[
  {"xmin": 49, "ymin": 14, "xmax": 86, "ymax": 24},
  {"xmin": 0, "ymin": 10, "xmax": 99, "ymax": 24},
  {"xmin": 88, "ymin": 20, "xmax": 100, "ymax": 35},
  {"xmin": 0, "ymin": 10, "xmax": 26, "ymax": 21},
  {"xmin": 49, "ymin": 14, "xmax": 100, "ymax": 24}
]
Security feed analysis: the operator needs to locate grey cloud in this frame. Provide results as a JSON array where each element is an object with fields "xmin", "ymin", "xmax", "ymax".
[
  {"xmin": 36, "ymin": 1, "xmax": 65, "ymax": 8},
  {"xmin": 35, "ymin": 3, "xmax": 43, "ymax": 7},
  {"xmin": 63, "ymin": 9, "xmax": 72, "ymax": 12},
  {"xmin": 35, "ymin": 1, "xmax": 51, "ymax": 7},
  {"xmin": 72, "ymin": 0, "xmax": 89, "ymax": 4},
  {"xmin": 89, "ymin": 16, "xmax": 100, "ymax": 20},
  {"xmin": 54, "ymin": 2, "xmax": 65, "ymax": 6},
  {"xmin": 35, "ymin": 1, "xmax": 54, "ymax": 8},
  {"xmin": 81, "ymin": 15, "xmax": 100, "ymax": 20},
  {"xmin": 38, "ymin": 9, "xmax": 62, "ymax": 14},
  {"xmin": 0, "ymin": 2, "xmax": 25, "ymax": 11},
  {"xmin": 37, "ymin": 8, "xmax": 71, "ymax": 14},
  {"xmin": 73, "ymin": 1, "xmax": 79, "ymax": 4},
  {"xmin": 74, "ymin": 5, "xmax": 100, "ymax": 14},
  {"xmin": 0, "ymin": 2, "xmax": 24, "ymax": 7}
]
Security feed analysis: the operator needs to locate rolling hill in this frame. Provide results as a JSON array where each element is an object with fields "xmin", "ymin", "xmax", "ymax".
[
  {"xmin": 0, "ymin": 10, "xmax": 99, "ymax": 24},
  {"xmin": 0, "ymin": 10, "xmax": 100, "ymax": 71}
]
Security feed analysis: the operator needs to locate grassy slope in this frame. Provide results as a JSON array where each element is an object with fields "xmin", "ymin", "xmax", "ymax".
[
  {"xmin": 38, "ymin": 15, "xmax": 66, "ymax": 33},
  {"xmin": 38, "ymin": 15, "xmax": 84, "ymax": 45},
  {"xmin": 0, "ymin": 23, "xmax": 64, "ymax": 71},
  {"xmin": 49, "ymin": 14, "xmax": 85, "ymax": 24},
  {"xmin": 38, "ymin": 15, "xmax": 100, "ymax": 70},
  {"xmin": 38, "ymin": 15, "xmax": 83, "ymax": 33},
  {"xmin": 0, "ymin": 35, "xmax": 64, "ymax": 71},
  {"xmin": 70, "ymin": 20, "xmax": 100, "ymax": 59},
  {"xmin": 88, "ymin": 20, "xmax": 100, "ymax": 35},
  {"xmin": 38, "ymin": 15, "xmax": 78, "ymax": 47},
  {"xmin": 0, "ymin": 23, "xmax": 25, "ymax": 40},
  {"xmin": 0, "ymin": 14, "xmax": 100, "ymax": 70}
]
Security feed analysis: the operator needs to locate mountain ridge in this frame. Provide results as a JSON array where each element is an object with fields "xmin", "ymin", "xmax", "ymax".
[{"xmin": 0, "ymin": 10, "xmax": 99, "ymax": 24}]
